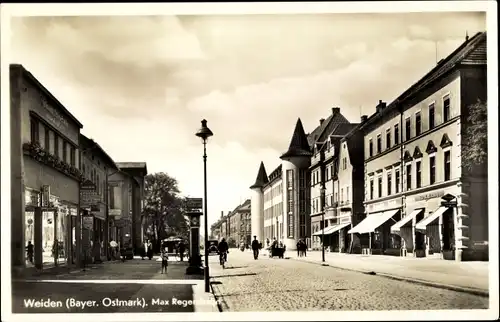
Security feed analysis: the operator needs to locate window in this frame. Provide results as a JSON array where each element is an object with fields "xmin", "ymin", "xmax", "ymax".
[
  {"xmin": 415, "ymin": 112, "xmax": 422, "ymax": 136},
  {"xmin": 430, "ymin": 156, "xmax": 436, "ymax": 184},
  {"xmin": 405, "ymin": 118, "xmax": 411, "ymax": 141},
  {"xmin": 386, "ymin": 129, "xmax": 391, "ymax": 150},
  {"xmin": 369, "ymin": 139, "xmax": 373, "ymax": 157},
  {"xmin": 286, "ymin": 169, "xmax": 294, "ymax": 238},
  {"xmin": 325, "ymin": 167, "xmax": 329, "ymax": 181},
  {"xmin": 443, "ymin": 96, "xmax": 450, "ymax": 122},
  {"xmin": 70, "ymin": 145, "xmax": 76, "ymax": 167},
  {"xmin": 54, "ymin": 135, "xmax": 59, "ymax": 158},
  {"xmin": 96, "ymin": 174, "xmax": 100, "ymax": 195},
  {"xmin": 377, "ymin": 134, "xmax": 382, "ymax": 153},
  {"xmin": 44, "ymin": 128, "xmax": 50, "ymax": 151},
  {"xmin": 340, "ymin": 188, "xmax": 344, "ymax": 203},
  {"xmin": 378, "ymin": 176, "xmax": 382, "ymax": 198},
  {"xmin": 109, "ymin": 186, "xmax": 115, "ymax": 209},
  {"xmin": 370, "ymin": 180, "xmax": 374, "ymax": 200},
  {"xmin": 346, "ymin": 186, "xmax": 350, "ymax": 203},
  {"xmin": 62, "ymin": 141, "xmax": 68, "ymax": 163},
  {"xmin": 429, "ymin": 103, "xmax": 435, "ymax": 129},
  {"xmin": 335, "ymin": 192, "xmax": 338, "ymax": 202},
  {"xmin": 444, "ymin": 151, "xmax": 451, "ymax": 181},
  {"xmin": 395, "ymin": 169, "xmax": 400, "ymax": 193},
  {"xmin": 416, "ymin": 161, "xmax": 422, "ymax": 188},
  {"xmin": 30, "ymin": 118, "xmax": 40, "ymax": 144},
  {"xmin": 387, "ymin": 172, "xmax": 392, "ymax": 196},
  {"xmin": 394, "ymin": 124, "xmax": 399, "ymax": 145},
  {"xmin": 406, "ymin": 164, "xmax": 412, "ymax": 190}
]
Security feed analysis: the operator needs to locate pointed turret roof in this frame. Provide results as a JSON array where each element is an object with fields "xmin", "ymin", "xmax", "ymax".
[
  {"xmin": 280, "ymin": 118, "xmax": 313, "ymax": 159},
  {"xmin": 250, "ymin": 161, "xmax": 269, "ymax": 189}
]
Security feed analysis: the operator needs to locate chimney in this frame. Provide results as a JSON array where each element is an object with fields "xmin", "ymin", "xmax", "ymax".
[
  {"xmin": 376, "ymin": 100, "xmax": 386, "ymax": 113},
  {"xmin": 221, "ymin": 211, "xmax": 223, "ymax": 219},
  {"xmin": 332, "ymin": 107, "xmax": 340, "ymax": 114},
  {"xmin": 361, "ymin": 115, "xmax": 368, "ymax": 123},
  {"xmin": 319, "ymin": 118, "xmax": 325, "ymax": 125}
]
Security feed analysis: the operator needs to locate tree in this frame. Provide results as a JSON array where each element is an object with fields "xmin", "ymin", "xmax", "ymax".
[
  {"xmin": 462, "ymin": 99, "xmax": 488, "ymax": 172},
  {"xmin": 142, "ymin": 172, "xmax": 189, "ymax": 251}
]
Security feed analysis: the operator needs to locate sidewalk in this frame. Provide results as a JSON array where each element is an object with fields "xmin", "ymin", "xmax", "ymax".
[{"xmin": 290, "ymin": 251, "xmax": 489, "ymax": 296}]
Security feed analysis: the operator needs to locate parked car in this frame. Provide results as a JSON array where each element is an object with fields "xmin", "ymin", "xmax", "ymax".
[{"xmin": 121, "ymin": 246, "xmax": 134, "ymax": 260}]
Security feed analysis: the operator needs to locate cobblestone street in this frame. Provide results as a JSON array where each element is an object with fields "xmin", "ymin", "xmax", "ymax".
[
  {"xmin": 12, "ymin": 257, "xmax": 206, "ymax": 313},
  {"xmin": 209, "ymin": 250, "xmax": 489, "ymax": 312}
]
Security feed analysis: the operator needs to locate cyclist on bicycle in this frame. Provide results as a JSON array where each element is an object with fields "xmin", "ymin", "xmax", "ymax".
[{"xmin": 218, "ymin": 238, "xmax": 229, "ymax": 265}]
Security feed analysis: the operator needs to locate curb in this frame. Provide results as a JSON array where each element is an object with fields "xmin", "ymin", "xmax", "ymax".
[
  {"xmin": 209, "ymin": 280, "xmax": 225, "ymax": 312},
  {"xmin": 290, "ymin": 257, "xmax": 489, "ymax": 298},
  {"xmin": 191, "ymin": 283, "xmax": 220, "ymax": 313}
]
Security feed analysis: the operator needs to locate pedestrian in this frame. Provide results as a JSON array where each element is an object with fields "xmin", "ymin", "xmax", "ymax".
[
  {"xmin": 178, "ymin": 241, "xmax": 186, "ymax": 262},
  {"xmin": 251, "ymin": 236, "xmax": 260, "ymax": 260},
  {"xmin": 26, "ymin": 241, "xmax": 34, "ymax": 264},
  {"xmin": 303, "ymin": 240, "xmax": 307, "ymax": 257},
  {"xmin": 109, "ymin": 239, "xmax": 118, "ymax": 260},
  {"xmin": 146, "ymin": 239, "xmax": 153, "ymax": 260},
  {"xmin": 161, "ymin": 246, "xmax": 169, "ymax": 274},
  {"xmin": 296, "ymin": 240, "xmax": 301, "ymax": 257},
  {"xmin": 266, "ymin": 238, "xmax": 270, "ymax": 247}
]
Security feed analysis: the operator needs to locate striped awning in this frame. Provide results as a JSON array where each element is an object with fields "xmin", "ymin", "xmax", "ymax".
[
  {"xmin": 348, "ymin": 209, "xmax": 399, "ymax": 234},
  {"xmin": 391, "ymin": 208, "xmax": 424, "ymax": 233}
]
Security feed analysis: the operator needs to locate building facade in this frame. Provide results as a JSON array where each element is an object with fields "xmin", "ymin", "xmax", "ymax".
[
  {"xmin": 115, "ymin": 163, "xmax": 148, "ymax": 253},
  {"xmin": 11, "ymin": 64, "xmax": 83, "ymax": 270},
  {"xmin": 351, "ymin": 32, "xmax": 488, "ymax": 261},
  {"xmin": 79, "ymin": 134, "xmax": 119, "ymax": 262}
]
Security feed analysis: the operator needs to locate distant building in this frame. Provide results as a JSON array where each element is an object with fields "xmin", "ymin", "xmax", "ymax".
[
  {"xmin": 227, "ymin": 199, "xmax": 251, "ymax": 246},
  {"xmin": 113, "ymin": 162, "xmax": 147, "ymax": 252}
]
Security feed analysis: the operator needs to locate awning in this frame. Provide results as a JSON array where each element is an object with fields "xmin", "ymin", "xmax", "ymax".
[
  {"xmin": 391, "ymin": 208, "xmax": 424, "ymax": 233},
  {"xmin": 348, "ymin": 209, "xmax": 400, "ymax": 234},
  {"xmin": 312, "ymin": 225, "xmax": 337, "ymax": 236},
  {"xmin": 415, "ymin": 206, "xmax": 449, "ymax": 232}
]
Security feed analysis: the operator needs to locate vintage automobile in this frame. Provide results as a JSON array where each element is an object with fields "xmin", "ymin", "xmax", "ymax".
[{"xmin": 207, "ymin": 239, "xmax": 219, "ymax": 255}]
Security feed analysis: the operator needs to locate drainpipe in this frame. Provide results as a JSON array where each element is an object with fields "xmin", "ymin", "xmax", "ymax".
[{"xmin": 398, "ymin": 101, "xmax": 407, "ymax": 256}]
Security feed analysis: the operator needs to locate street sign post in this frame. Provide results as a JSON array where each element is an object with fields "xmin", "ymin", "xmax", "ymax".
[{"xmin": 186, "ymin": 198, "xmax": 203, "ymax": 210}]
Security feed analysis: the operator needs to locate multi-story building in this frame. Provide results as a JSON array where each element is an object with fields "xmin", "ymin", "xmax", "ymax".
[
  {"xmin": 309, "ymin": 109, "xmax": 355, "ymax": 250},
  {"xmin": 226, "ymin": 199, "xmax": 252, "ymax": 246},
  {"xmin": 252, "ymin": 118, "xmax": 317, "ymax": 250},
  {"xmin": 115, "ymin": 163, "xmax": 148, "ymax": 253},
  {"xmin": 350, "ymin": 32, "xmax": 488, "ymax": 261},
  {"xmin": 311, "ymin": 119, "xmax": 367, "ymax": 253},
  {"xmin": 79, "ymin": 134, "xmax": 119, "ymax": 262},
  {"xmin": 10, "ymin": 64, "xmax": 84, "ymax": 271}
]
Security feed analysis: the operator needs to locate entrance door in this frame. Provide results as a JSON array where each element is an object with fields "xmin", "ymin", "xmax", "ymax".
[{"xmin": 441, "ymin": 208, "xmax": 455, "ymax": 251}]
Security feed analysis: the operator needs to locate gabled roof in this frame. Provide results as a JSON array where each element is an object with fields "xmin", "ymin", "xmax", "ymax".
[
  {"xmin": 360, "ymin": 31, "xmax": 487, "ymax": 130},
  {"xmin": 11, "ymin": 64, "xmax": 84, "ymax": 128},
  {"xmin": 116, "ymin": 162, "xmax": 148, "ymax": 171},
  {"xmin": 280, "ymin": 118, "xmax": 313, "ymax": 159},
  {"xmin": 80, "ymin": 134, "xmax": 119, "ymax": 171},
  {"xmin": 250, "ymin": 161, "xmax": 269, "ymax": 189}
]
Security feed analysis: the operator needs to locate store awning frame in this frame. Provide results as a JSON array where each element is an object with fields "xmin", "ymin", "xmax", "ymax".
[
  {"xmin": 415, "ymin": 206, "xmax": 449, "ymax": 232},
  {"xmin": 391, "ymin": 208, "xmax": 424, "ymax": 233},
  {"xmin": 312, "ymin": 225, "xmax": 337, "ymax": 236},
  {"xmin": 348, "ymin": 209, "xmax": 400, "ymax": 234}
]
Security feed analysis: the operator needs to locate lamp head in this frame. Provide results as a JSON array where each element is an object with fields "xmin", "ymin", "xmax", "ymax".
[{"xmin": 195, "ymin": 119, "xmax": 214, "ymax": 142}]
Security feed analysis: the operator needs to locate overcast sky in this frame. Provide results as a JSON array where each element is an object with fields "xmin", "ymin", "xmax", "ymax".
[{"xmin": 9, "ymin": 10, "xmax": 486, "ymax": 229}]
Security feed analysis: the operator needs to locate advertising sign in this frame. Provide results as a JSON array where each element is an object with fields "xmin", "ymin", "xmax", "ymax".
[
  {"xmin": 82, "ymin": 215, "xmax": 93, "ymax": 230},
  {"xmin": 186, "ymin": 198, "xmax": 203, "ymax": 210},
  {"xmin": 109, "ymin": 209, "xmax": 122, "ymax": 217},
  {"xmin": 81, "ymin": 190, "xmax": 101, "ymax": 208}
]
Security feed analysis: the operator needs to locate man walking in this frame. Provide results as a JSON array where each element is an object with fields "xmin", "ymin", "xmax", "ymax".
[{"xmin": 251, "ymin": 236, "xmax": 260, "ymax": 260}]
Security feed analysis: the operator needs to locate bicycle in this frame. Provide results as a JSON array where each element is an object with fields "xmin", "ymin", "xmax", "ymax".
[{"xmin": 219, "ymin": 251, "xmax": 228, "ymax": 268}]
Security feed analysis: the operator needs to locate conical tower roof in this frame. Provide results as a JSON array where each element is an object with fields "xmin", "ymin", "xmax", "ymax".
[
  {"xmin": 250, "ymin": 161, "xmax": 269, "ymax": 189},
  {"xmin": 280, "ymin": 118, "xmax": 313, "ymax": 159}
]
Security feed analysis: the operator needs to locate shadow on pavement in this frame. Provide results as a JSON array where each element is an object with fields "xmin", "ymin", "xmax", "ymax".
[
  {"xmin": 211, "ymin": 273, "xmax": 257, "ymax": 278},
  {"xmin": 223, "ymin": 266, "xmax": 248, "ymax": 270}
]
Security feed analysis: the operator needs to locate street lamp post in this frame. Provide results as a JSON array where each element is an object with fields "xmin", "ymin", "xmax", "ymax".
[
  {"xmin": 320, "ymin": 184, "xmax": 326, "ymax": 263},
  {"xmin": 195, "ymin": 119, "xmax": 213, "ymax": 293}
]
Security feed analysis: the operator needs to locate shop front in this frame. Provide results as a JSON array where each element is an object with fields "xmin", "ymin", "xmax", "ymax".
[
  {"xmin": 24, "ymin": 187, "xmax": 77, "ymax": 268},
  {"xmin": 350, "ymin": 197, "xmax": 402, "ymax": 256},
  {"xmin": 336, "ymin": 212, "xmax": 353, "ymax": 253},
  {"xmin": 404, "ymin": 185, "xmax": 461, "ymax": 260},
  {"xmin": 91, "ymin": 204, "xmax": 106, "ymax": 262}
]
